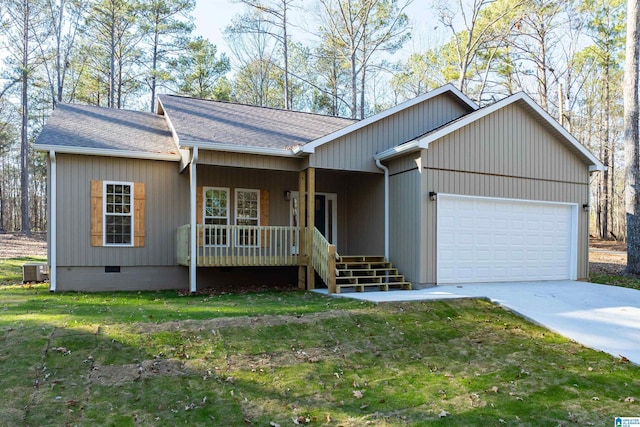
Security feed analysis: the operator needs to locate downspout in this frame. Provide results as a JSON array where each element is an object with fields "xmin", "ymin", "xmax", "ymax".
[
  {"xmin": 189, "ymin": 147, "xmax": 198, "ymax": 294},
  {"xmin": 49, "ymin": 151, "xmax": 57, "ymax": 292},
  {"xmin": 375, "ymin": 158, "xmax": 389, "ymax": 260}
]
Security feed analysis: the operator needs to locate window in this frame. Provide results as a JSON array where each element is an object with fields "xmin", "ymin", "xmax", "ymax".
[
  {"xmin": 203, "ymin": 187, "xmax": 229, "ymax": 246},
  {"xmin": 235, "ymin": 189, "xmax": 259, "ymax": 246},
  {"xmin": 104, "ymin": 181, "xmax": 133, "ymax": 246}
]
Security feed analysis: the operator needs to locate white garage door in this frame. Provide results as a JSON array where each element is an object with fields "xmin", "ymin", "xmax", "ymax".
[{"xmin": 437, "ymin": 195, "xmax": 576, "ymax": 283}]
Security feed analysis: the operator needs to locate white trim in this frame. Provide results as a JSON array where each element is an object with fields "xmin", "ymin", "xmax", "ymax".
[
  {"xmin": 289, "ymin": 191, "xmax": 338, "ymax": 249},
  {"xmin": 49, "ymin": 151, "xmax": 57, "ymax": 292},
  {"xmin": 35, "ymin": 145, "xmax": 180, "ymax": 162},
  {"xmin": 189, "ymin": 147, "xmax": 198, "ymax": 294},
  {"xmin": 203, "ymin": 186, "xmax": 230, "ymax": 247},
  {"xmin": 178, "ymin": 140, "xmax": 302, "ymax": 157},
  {"xmin": 102, "ymin": 181, "xmax": 135, "ymax": 247},
  {"xmin": 235, "ymin": 188, "xmax": 260, "ymax": 247},
  {"xmin": 415, "ymin": 92, "xmax": 605, "ymax": 171},
  {"xmin": 435, "ymin": 193, "xmax": 579, "ymax": 284},
  {"xmin": 302, "ymin": 84, "xmax": 478, "ymax": 154},
  {"xmin": 156, "ymin": 97, "xmax": 182, "ymax": 149},
  {"xmin": 374, "ymin": 141, "xmax": 420, "ymax": 161}
]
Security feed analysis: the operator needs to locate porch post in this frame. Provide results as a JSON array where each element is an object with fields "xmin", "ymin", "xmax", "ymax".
[
  {"xmin": 297, "ymin": 170, "xmax": 306, "ymax": 289},
  {"xmin": 189, "ymin": 147, "xmax": 198, "ymax": 294},
  {"xmin": 307, "ymin": 167, "xmax": 315, "ymax": 290}
]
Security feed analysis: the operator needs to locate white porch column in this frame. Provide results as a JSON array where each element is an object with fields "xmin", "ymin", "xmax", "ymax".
[
  {"xmin": 189, "ymin": 147, "xmax": 198, "ymax": 294},
  {"xmin": 49, "ymin": 151, "xmax": 57, "ymax": 292}
]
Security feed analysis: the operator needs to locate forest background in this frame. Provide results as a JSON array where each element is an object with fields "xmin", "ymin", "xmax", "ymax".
[{"xmin": 0, "ymin": 0, "xmax": 626, "ymax": 241}]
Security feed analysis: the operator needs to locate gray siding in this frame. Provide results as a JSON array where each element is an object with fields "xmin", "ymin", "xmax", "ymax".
[
  {"xmin": 389, "ymin": 159, "xmax": 421, "ymax": 283},
  {"xmin": 57, "ymin": 267, "xmax": 187, "ymax": 292},
  {"xmin": 311, "ymin": 93, "xmax": 472, "ymax": 173},
  {"xmin": 424, "ymin": 103, "xmax": 590, "ymax": 183},
  {"xmin": 420, "ymin": 169, "xmax": 590, "ymax": 284},
  {"xmin": 344, "ymin": 173, "xmax": 385, "ymax": 255},
  {"xmin": 198, "ymin": 150, "xmax": 302, "ymax": 171},
  {"xmin": 56, "ymin": 154, "xmax": 188, "ymax": 267}
]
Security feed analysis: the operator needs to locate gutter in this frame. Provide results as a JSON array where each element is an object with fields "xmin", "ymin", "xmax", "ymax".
[
  {"xmin": 374, "ymin": 141, "xmax": 420, "ymax": 162},
  {"xmin": 374, "ymin": 157, "xmax": 390, "ymax": 260},
  {"xmin": 49, "ymin": 151, "xmax": 57, "ymax": 292},
  {"xmin": 189, "ymin": 147, "xmax": 198, "ymax": 294},
  {"xmin": 34, "ymin": 145, "xmax": 181, "ymax": 162},
  {"xmin": 179, "ymin": 140, "xmax": 305, "ymax": 158}
]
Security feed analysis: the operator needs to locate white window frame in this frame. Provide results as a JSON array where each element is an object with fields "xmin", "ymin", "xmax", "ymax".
[
  {"xmin": 203, "ymin": 187, "xmax": 230, "ymax": 247},
  {"xmin": 235, "ymin": 188, "xmax": 260, "ymax": 247},
  {"xmin": 103, "ymin": 181, "xmax": 134, "ymax": 247}
]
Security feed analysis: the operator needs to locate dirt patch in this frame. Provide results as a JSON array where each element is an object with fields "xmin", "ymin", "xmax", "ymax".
[
  {"xmin": 90, "ymin": 359, "xmax": 187, "ymax": 386},
  {"xmin": 589, "ymin": 238, "xmax": 626, "ymax": 252},
  {"xmin": 130, "ymin": 309, "xmax": 358, "ymax": 334},
  {"xmin": 589, "ymin": 237, "xmax": 627, "ymax": 277},
  {"xmin": 0, "ymin": 233, "xmax": 47, "ymax": 259}
]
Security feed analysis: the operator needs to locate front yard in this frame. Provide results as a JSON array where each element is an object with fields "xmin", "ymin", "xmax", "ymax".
[{"xmin": 1, "ymin": 257, "xmax": 639, "ymax": 426}]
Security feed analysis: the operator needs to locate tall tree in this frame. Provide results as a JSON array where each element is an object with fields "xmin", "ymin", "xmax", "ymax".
[
  {"xmin": 581, "ymin": 0, "xmax": 625, "ymax": 240},
  {"xmin": 139, "ymin": 0, "xmax": 195, "ymax": 112},
  {"xmin": 227, "ymin": 0, "xmax": 295, "ymax": 109},
  {"xmin": 36, "ymin": 0, "xmax": 87, "ymax": 107},
  {"xmin": 171, "ymin": 37, "xmax": 230, "ymax": 99},
  {"xmin": 624, "ymin": 0, "xmax": 640, "ymax": 273},
  {"xmin": 0, "ymin": 0, "xmax": 46, "ymax": 236},
  {"xmin": 318, "ymin": 0, "xmax": 411, "ymax": 119}
]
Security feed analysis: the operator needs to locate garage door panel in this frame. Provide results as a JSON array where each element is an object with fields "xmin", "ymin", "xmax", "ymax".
[{"xmin": 437, "ymin": 196, "xmax": 574, "ymax": 283}]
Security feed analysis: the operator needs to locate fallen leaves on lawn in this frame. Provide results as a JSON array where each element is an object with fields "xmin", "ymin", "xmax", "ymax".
[
  {"xmin": 624, "ymin": 396, "xmax": 636, "ymax": 403},
  {"xmin": 353, "ymin": 390, "xmax": 364, "ymax": 399},
  {"xmin": 439, "ymin": 410, "xmax": 449, "ymax": 418}
]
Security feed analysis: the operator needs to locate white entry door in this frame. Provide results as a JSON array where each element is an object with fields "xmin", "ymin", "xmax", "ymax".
[{"xmin": 437, "ymin": 195, "xmax": 577, "ymax": 284}]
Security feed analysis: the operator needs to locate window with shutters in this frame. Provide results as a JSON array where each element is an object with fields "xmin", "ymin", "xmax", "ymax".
[{"xmin": 104, "ymin": 181, "xmax": 134, "ymax": 246}]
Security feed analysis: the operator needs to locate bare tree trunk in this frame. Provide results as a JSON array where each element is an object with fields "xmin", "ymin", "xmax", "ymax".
[
  {"xmin": 282, "ymin": 0, "xmax": 290, "ymax": 110},
  {"xmin": 109, "ymin": 15, "xmax": 116, "ymax": 108},
  {"xmin": 624, "ymin": 0, "xmax": 640, "ymax": 273},
  {"xmin": 21, "ymin": 0, "xmax": 30, "ymax": 236}
]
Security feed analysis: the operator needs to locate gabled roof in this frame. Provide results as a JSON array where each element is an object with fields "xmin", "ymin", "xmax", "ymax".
[
  {"xmin": 301, "ymin": 84, "xmax": 478, "ymax": 153},
  {"xmin": 157, "ymin": 94, "xmax": 357, "ymax": 153},
  {"xmin": 35, "ymin": 103, "xmax": 180, "ymax": 161},
  {"xmin": 376, "ymin": 91, "xmax": 605, "ymax": 172}
]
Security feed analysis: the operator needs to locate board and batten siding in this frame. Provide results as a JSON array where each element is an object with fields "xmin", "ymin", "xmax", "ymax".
[
  {"xmin": 311, "ymin": 93, "xmax": 472, "ymax": 173},
  {"xmin": 389, "ymin": 155, "xmax": 422, "ymax": 283},
  {"xmin": 423, "ymin": 103, "xmax": 590, "ymax": 183},
  {"xmin": 56, "ymin": 154, "xmax": 188, "ymax": 267},
  {"xmin": 343, "ymin": 173, "xmax": 385, "ymax": 255},
  {"xmin": 198, "ymin": 149, "xmax": 302, "ymax": 172}
]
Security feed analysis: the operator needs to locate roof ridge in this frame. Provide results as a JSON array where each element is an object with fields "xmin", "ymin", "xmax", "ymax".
[{"xmin": 158, "ymin": 93, "xmax": 357, "ymax": 122}]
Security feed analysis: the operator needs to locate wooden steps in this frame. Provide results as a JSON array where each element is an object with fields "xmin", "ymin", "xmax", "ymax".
[{"xmin": 334, "ymin": 255, "xmax": 412, "ymax": 293}]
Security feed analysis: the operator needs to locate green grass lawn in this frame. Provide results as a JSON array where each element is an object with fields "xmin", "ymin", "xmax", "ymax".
[{"xmin": 1, "ymin": 259, "xmax": 639, "ymax": 426}]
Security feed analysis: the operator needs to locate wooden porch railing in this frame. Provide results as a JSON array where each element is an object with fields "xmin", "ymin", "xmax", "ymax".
[
  {"xmin": 311, "ymin": 227, "xmax": 338, "ymax": 293},
  {"xmin": 177, "ymin": 224, "xmax": 300, "ymax": 267}
]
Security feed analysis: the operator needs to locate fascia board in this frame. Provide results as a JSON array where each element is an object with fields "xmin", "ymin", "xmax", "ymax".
[
  {"xmin": 302, "ymin": 84, "xmax": 479, "ymax": 154},
  {"xmin": 35, "ymin": 144, "xmax": 181, "ymax": 162},
  {"xmin": 178, "ymin": 140, "xmax": 301, "ymax": 157},
  {"xmin": 374, "ymin": 141, "xmax": 420, "ymax": 161}
]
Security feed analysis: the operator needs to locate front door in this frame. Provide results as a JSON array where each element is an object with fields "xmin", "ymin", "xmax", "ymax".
[{"xmin": 290, "ymin": 192, "xmax": 337, "ymax": 250}]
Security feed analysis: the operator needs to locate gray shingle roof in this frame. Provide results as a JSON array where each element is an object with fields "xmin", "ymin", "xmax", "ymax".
[
  {"xmin": 35, "ymin": 103, "xmax": 178, "ymax": 155},
  {"xmin": 158, "ymin": 95, "xmax": 357, "ymax": 149}
]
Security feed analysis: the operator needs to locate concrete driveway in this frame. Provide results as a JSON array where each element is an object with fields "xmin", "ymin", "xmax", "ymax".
[{"xmin": 317, "ymin": 281, "xmax": 640, "ymax": 365}]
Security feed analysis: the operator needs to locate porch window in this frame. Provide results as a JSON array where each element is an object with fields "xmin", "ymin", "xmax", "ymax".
[
  {"xmin": 235, "ymin": 189, "xmax": 259, "ymax": 246},
  {"xmin": 204, "ymin": 187, "xmax": 229, "ymax": 246},
  {"xmin": 104, "ymin": 181, "xmax": 133, "ymax": 246}
]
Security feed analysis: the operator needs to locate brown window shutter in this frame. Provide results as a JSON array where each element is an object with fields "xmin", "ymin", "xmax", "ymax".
[
  {"xmin": 196, "ymin": 186, "xmax": 203, "ymax": 247},
  {"xmin": 134, "ymin": 182, "xmax": 145, "ymax": 247},
  {"xmin": 260, "ymin": 189, "xmax": 269, "ymax": 247},
  {"xmin": 90, "ymin": 180, "xmax": 103, "ymax": 247}
]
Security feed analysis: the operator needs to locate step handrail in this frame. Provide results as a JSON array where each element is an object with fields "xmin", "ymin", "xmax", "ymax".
[{"xmin": 311, "ymin": 227, "xmax": 337, "ymax": 293}]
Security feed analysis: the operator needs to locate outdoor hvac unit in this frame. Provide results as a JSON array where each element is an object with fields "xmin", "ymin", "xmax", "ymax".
[{"xmin": 22, "ymin": 263, "xmax": 49, "ymax": 283}]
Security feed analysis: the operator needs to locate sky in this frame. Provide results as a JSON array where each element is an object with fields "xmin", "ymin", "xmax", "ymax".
[{"xmin": 191, "ymin": 0, "xmax": 439, "ymax": 62}]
